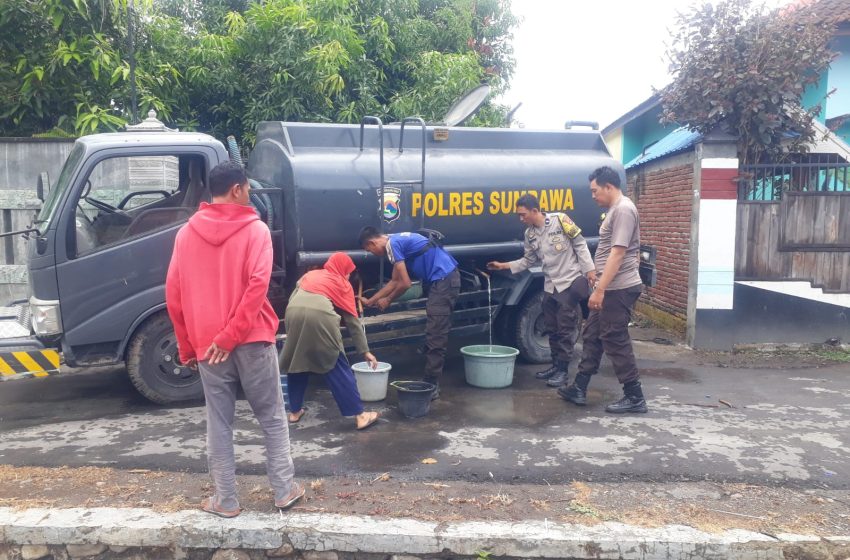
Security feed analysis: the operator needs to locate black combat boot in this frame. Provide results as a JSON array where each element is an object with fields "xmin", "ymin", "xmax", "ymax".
[
  {"xmin": 605, "ymin": 381, "xmax": 648, "ymax": 414},
  {"xmin": 558, "ymin": 372, "xmax": 591, "ymax": 406},
  {"xmin": 546, "ymin": 362, "xmax": 570, "ymax": 387},
  {"xmin": 534, "ymin": 365, "xmax": 559, "ymax": 380}
]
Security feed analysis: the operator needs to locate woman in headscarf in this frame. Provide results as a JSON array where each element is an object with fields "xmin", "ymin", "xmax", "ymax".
[{"xmin": 280, "ymin": 252, "xmax": 381, "ymax": 430}]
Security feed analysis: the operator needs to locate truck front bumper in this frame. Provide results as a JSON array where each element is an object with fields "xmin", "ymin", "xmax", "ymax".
[{"xmin": 0, "ymin": 305, "xmax": 62, "ymax": 380}]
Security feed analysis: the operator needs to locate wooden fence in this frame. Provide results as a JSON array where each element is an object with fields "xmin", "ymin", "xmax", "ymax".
[
  {"xmin": 780, "ymin": 192, "xmax": 850, "ymax": 250},
  {"xmin": 736, "ymin": 198, "xmax": 850, "ymax": 293}
]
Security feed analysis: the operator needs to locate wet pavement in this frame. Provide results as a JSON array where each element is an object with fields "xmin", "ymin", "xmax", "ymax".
[{"xmin": 0, "ymin": 334, "xmax": 849, "ymax": 488}]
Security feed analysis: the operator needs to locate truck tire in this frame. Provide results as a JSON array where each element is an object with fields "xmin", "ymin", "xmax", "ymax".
[
  {"xmin": 126, "ymin": 312, "xmax": 204, "ymax": 404},
  {"xmin": 494, "ymin": 306, "xmax": 517, "ymax": 348},
  {"xmin": 513, "ymin": 291, "xmax": 583, "ymax": 364}
]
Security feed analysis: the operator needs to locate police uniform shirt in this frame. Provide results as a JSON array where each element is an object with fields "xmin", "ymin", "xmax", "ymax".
[
  {"xmin": 387, "ymin": 232, "xmax": 458, "ymax": 283},
  {"xmin": 594, "ymin": 196, "xmax": 642, "ymax": 290},
  {"xmin": 508, "ymin": 213, "xmax": 594, "ymax": 293}
]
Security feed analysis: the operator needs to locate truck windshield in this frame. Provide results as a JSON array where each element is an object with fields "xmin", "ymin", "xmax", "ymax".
[{"xmin": 35, "ymin": 143, "xmax": 85, "ymax": 231}]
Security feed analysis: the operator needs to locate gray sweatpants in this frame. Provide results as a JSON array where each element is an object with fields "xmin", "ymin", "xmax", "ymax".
[{"xmin": 198, "ymin": 342, "xmax": 295, "ymax": 510}]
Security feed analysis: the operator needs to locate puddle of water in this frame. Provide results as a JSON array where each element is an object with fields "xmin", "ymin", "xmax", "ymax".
[
  {"xmin": 345, "ymin": 428, "xmax": 448, "ymax": 470},
  {"xmin": 438, "ymin": 386, "xmax": 569, "ymax": 428}
]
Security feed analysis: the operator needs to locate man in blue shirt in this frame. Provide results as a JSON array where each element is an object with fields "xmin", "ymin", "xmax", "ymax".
[{"xmin": 359, "ymin": 227, "xmax": 460, "ymax": 399}]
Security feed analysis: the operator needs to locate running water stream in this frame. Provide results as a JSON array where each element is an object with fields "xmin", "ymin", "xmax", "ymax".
[{"xmin": 480, "ymin": 270, "xmax": 493, "ymax": 351}]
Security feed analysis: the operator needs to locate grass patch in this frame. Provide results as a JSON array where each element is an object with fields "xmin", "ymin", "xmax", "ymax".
[
  {"xmin": 569, "ymin": 501, "xmax": 601, "ymax": 517},
  {"xmin": 810, "ymin": 349, "xmax": 850, "ymax": 363}
]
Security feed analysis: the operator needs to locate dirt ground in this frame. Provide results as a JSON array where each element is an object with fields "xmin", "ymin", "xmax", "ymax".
[
  {"xmin": 630, "ymin": 314, "xmax": 850, "ymax": 370},
  {"xmin": 1, "ymin": 465, "xmax": 848, "ymax": 537},
  {"xmin": 694, "ymin": 347, "xmax": 850, "ymax": 369}
]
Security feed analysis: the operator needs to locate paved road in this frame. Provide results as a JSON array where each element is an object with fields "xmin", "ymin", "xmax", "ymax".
[{"xmin": 1, "ymin": 336, "xmax": 848, "ymax": 488}]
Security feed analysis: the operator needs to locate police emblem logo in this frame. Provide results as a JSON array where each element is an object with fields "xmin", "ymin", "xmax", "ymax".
[{"xmin": 378, "ymin": 187, "xmax": 402, "ymax": 223}]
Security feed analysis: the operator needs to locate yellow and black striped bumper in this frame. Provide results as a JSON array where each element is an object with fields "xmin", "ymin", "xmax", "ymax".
[{"xmin": 0, "ymin": 350, "xmax": 62, "ymax": 381}]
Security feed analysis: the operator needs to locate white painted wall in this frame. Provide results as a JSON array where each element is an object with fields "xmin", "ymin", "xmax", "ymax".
[
  {"xmin": 696, "ymin": 199, "xmax": 737, "ymax": 309},
  {"xmin": 736, "ymin": 281, "xmax": 850, "ymax": 308}
]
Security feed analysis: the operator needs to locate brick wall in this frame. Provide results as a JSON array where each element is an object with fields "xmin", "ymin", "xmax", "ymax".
[{"xmin": 628, "ymin": 162, "xmax": 694, "ymax": 319}]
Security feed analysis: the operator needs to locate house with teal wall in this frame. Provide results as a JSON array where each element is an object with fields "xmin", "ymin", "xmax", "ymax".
[{"xmin": 603, "ymin": 0, "xmax": 850, "ymax": 165}]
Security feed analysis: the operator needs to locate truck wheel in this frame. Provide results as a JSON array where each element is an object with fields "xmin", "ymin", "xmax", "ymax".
[
  {"xmin": 494, "ymin": 306, "xmax": 517, "ymax": 348},
  {"xmin": 513, "ymin": 292, "xmax": 583, "ymax": 364},
  {"xmin": 126, "ymin": 312, "xmax": 204, "ymax": 404},
  {"xmin": 514, "ymin": 291, "xmax": 550, "ymax": 364}
]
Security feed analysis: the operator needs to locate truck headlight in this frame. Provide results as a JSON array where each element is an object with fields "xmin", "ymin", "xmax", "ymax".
[{"xmin": 30, "ymin": 297, "xmax": 62, "ymax": 336}]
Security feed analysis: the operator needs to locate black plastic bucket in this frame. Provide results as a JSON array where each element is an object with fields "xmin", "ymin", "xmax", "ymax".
[{"xmin": 391, "ymin": 381, "xmax": 435, "ymax": 418}]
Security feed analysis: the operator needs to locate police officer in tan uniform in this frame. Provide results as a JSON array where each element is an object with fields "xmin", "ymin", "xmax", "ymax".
[
  {"xmin": 488, "ymin": 194, "xmax": 596, "ymax": 387},
  {"xmin": 559, "ymin": 166, "xmax": 647, "ymax": 413}
]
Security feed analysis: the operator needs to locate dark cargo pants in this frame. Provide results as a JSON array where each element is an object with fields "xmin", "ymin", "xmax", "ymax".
[
  {"xmin": 577, "ymin": 285, "xmax": 642, "ymax": 385},
  {"xmin": 424, "ymin": 268, "xmax": 461, "ymax": 381},
  {"xmin": 542, "ymin": 276, "xmax": 589, "ymax": 368}
]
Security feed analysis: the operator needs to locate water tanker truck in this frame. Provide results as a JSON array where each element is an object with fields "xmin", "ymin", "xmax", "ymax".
[{"xmin": 0, "ymin": 110, "xmax": 655, "ymax": 403}]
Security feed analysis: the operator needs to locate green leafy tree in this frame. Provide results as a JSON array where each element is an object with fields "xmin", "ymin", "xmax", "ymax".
[
  {"xmin": 660, "ymin": 0, "xmax": 836, "ymax": 165},
  {"xmin": 156, "ymin": 0, "xmax": 250, "ymax": 34},
  {"xmin": 385, "ymin": 0, "xmax": 517, "ymax": 125},
  {"xmin": 389, "ymin": 51, "xmax": 499, "ymax": 125},
  {"xmin": 1, "ymin": 0, "xmax": 518, "ymax": 139},
  {"xmin": 1, "ymin": 0, "xmax": 130, "ymax": 135}
]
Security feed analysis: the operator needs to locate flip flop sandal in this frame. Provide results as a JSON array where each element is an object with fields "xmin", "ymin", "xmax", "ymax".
[
  {"xmin": 288, "ymin": 409, "xmax": 307, "ymax": 424},
  {"xmin": 356, "ymin": 411, "xmax": 380, "ymax": 431},
  {"xmin": 201, "ymin": 497, "xmax": 241, "ymax": 518},
  {"xmin": 275, "ymin": 482, "xmax": 306, "ymax": 510}
]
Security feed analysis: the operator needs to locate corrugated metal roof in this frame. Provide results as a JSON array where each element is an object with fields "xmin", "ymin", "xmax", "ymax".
[{"xmin": 624, "ymin": 127, "xmax": 702, "ymax": 170}]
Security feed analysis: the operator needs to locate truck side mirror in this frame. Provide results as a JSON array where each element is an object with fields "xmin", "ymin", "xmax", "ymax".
[{"xmin": 36, "ymin": 172, "xmax": 50, "ymax": 202}]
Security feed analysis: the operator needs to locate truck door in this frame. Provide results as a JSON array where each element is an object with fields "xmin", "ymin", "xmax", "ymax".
[{"xmin": 53, "ymin": 148, "xmax": 214, "ymax": 365}]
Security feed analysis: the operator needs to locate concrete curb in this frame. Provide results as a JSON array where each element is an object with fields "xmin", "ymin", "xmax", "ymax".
[{"xmin": 1, "ymin": 507, "xmax": 849, "ymax": 559}]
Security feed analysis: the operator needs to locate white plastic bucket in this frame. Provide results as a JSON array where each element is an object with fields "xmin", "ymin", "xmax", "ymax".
[{"xmin": 352, "ymin": 361, "xmax": 392, "ymax": 402}]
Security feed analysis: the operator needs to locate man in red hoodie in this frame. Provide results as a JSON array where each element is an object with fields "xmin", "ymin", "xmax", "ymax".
[{"xmin": 166, "ymin": 161, "xmax": 303, "ymax": 518}]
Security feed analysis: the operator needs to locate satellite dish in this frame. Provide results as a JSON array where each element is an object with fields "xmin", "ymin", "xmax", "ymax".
[{"xmin": 442, "ymin": 84, "xmax": 491, "ymax": 127}]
